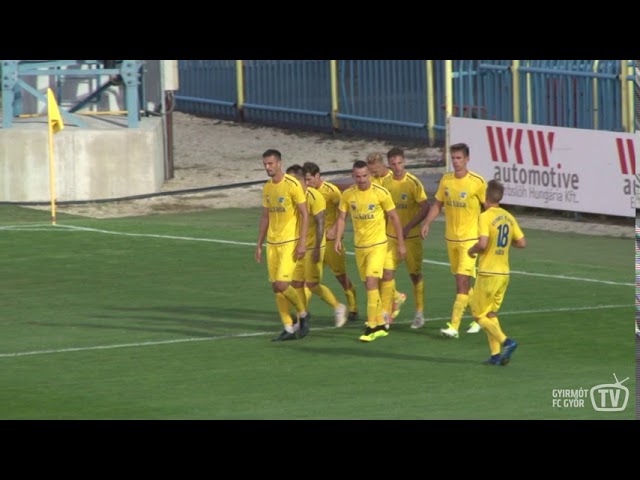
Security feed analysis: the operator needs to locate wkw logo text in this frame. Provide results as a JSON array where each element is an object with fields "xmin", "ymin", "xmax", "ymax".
[{"xmin": 486, "ymin": 126, "xmax": 555, "ymax": 166}]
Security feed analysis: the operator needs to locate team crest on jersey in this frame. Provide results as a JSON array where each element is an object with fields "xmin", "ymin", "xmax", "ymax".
[
  {"xmin": 278, "ymin": 196, "xmax": 285, "ymax": 203},
  {"xmin": 350, "ymin": 202, "xmax": 357, "ymax": 210},
  {"xmin": 460, "ymin": 192, "xmax": 467, "ymax": 199},
  {"xmin": 368, "ymin": 204, "xmax": 375, "ymax": 211},
  {"xmin": 444, "ymin": 187, "xmax": 449, "ymax": 197},
  {"xmin": 401, "ymin": 193, "xmax": 408, "ymax": 201}
]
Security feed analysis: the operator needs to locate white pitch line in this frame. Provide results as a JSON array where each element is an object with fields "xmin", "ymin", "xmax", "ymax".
[
  {"xmin": 4, "ymin": 223, "xmax": 633, "ymax": 287},
  {"xmin": 0, "ymin": 303, "xmax": 630, "ymax": 359}
]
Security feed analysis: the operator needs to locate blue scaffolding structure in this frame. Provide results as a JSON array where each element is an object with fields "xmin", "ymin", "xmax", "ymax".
[{"xmin": 1, "ymin": 60, "xmax": 145, "ymax": 128}]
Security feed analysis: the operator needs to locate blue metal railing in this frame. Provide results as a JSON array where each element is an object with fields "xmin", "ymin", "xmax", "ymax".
[{"xmin": 175, "ymin": 60, "xmax": 634, "ymax": 145}]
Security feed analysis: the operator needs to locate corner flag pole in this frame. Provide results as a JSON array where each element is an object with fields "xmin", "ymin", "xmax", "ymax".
[{"xmin": 46, "ymin": 88, "xmax": 64, "ymax": 225}]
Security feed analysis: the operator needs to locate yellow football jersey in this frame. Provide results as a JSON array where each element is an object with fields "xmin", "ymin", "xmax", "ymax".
[
  {"xmin": 435, "ymin": 170, "xmax": 487, "ymax": 242},
  {"xmin": 477, "ymin": 206, "xmax": 524, "ymax": 275},
  {"xmin": 382, "ymin": 172, "xmax": 428, "ymax": 239},
  {"xmin": 304, "ymin": 186, "xmax": 327, "ymax": 249},
  {"xmin": 339, "ymin": 183, "xmax": 396, "ymax": 248},
  {"xmin": 262, "ymin": 173, "xmax": 307, "ymax": 245},
  {"xmin": 316, "ymin": 180, "xmax": 342, "ymax": 231}
]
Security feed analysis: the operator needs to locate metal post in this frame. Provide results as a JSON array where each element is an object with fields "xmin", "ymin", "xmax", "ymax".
[
  {"xmin": 122, "ymin": 60, "xmax": 142, "ymax": 128},
  {"xmin": 1, "ymin": 60, "xmax": 18, "ymax": 128},
  {"xmin": 330, "ymin": 60, "xmax": 338, "ymax": 130},
  {"xmin": 236, "ymin": 60, "xmax": 244, "ymax": 122}
]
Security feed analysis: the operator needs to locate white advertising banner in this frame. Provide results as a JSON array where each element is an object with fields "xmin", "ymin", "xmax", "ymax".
[{"xmin": 449, "ymin": 117, "xmax": 638, "ymax": 218}]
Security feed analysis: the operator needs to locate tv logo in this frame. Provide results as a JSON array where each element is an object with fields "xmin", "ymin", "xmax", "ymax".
[{"xmin": 589, "ymin": 374, "xmax": 629, "ymax": 412}]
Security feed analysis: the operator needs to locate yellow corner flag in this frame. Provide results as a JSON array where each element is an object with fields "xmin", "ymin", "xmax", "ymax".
[
  {"xmin": 47, "ymin": 88, "xmax": 64, "ymax": 225},
  {"xmin": 47, "ymin": 88, "xmax": 64, "ymax": 134}
]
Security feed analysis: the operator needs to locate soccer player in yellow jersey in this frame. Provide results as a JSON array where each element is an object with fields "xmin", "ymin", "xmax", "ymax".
[
  {"xmin": 467, "ymin": 179, "xmax": 526, "ymax": 365},
  {"xmin": 334, "ymin": 160, "xmax": 406, "ymax": 342},
  {"xmin": 286, "ymin": 164, "xmax": 347, "ymax": 330},
  {"xmin": 302, "ymin": 161, "xmax": 359, "ymax": 321},
  {"xmin": 382, "ymin": 147, "xmax": 430, "ymax": 329},
  {"xmin": 420, "ymin": 143, "xmax": 487, "ymax": 338},
  {"xmin": 255, "ymin": 149, "xmax": 311, "ymax": 342},
  {"xmin": 365, "ymin": 151, "xmax": 407, "ymax": 320},
  {"xmin": 366, "ymin": 151, "xmax": 393, "ymax": 185}
]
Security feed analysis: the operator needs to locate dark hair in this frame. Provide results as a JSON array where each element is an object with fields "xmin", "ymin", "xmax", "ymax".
[
  {"xmin": 303, "ymin": 161, "xmax": 320, "ymax": 176},
  {"xmin": 386, "ymin": 147, "xmax": 404, "ymax": 160},
  {"xmin": 450, "ymin": 143, "xmax": 469, "ymax": 157},
  {"xmin": 286, "ymin": 164, "xmax": 305, "ymax": 176},
  {"xmin": 262, "ymin": 149, "xmax": 282, "ymax": 160},
  {"xmin": 486, "ymin": 179, "xmax": 504, "ymax": 203},
  {"xmin": 353, "ymin": 160, "xmax": 368, "ymax": 170}
]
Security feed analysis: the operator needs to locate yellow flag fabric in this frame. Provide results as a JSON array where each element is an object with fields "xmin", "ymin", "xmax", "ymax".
[{"xmin": 47, "ymin": 88, "xmax": 64, "ymax": 134}]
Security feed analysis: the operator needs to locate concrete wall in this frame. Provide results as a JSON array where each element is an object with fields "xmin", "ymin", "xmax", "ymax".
[{"xmin": 0, "ymin": 115, "xmax": 165, "ymax": 202}]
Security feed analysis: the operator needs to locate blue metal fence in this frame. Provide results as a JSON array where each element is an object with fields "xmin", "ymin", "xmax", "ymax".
[
  {"xmin": 242, "ymin": 60, "xmax": 332, "ymax": 130},
  {"xmin": 175, "ymin": 60, "xmax": 633, "ymax": 145},
  {"xmin": 175, "ymin": 60, "xmax": 236, "ymax": 118},
  {"xmin": 337, "ymin": 60, "xmax": 428, "ymax": 139}
]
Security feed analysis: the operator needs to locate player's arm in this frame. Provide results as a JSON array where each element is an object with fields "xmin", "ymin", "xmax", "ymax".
[
  {"xmin": 326, "ymin": 192, "xmax": 341, "ymax": 240},
  {"xmin": 295, "ymin": 201, "xmax": 308, "ymax": 260},
  {"xmin": 387, "ymin": 208, "xmax": 406, "ymax": 260},
  {"xmin": 512, "ymin": 219, "xmax": 526, "ymax": 248},
  {"xmin": 334, "ymin": 210, "xmax": 347, "ymax": 254},
  {"xmin": 513, "ymin": 236, "xmax": 527, "ymax": 248},
  {"xmin": 403, "ymin": 199, "xmax": 430, "ymax": 238},
  {"xmin": 467, "ymin": 235, "xmax": 489, "ymax": 258},
  {"xmin": 420, "ymin": 199, "xmax": 443, "ymax": 239},
  {"xmin": 312, "ymin": 209, "xmax": 325, "ymax": 263},
  {"xmin": 255, "ymin": 206, "xmax": 270, "ymax": 263}
]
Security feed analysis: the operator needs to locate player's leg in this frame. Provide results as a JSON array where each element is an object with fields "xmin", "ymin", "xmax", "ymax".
[
  {"xmin": 269, "ymin": 243, "xmax": 301, "ymax": 341},
  {"xmin": 405, "ymin": 237, "xmax": 425, "ymax": 329},
  {"xmin": 470, "ymin": 275, "xmax": 500, "ymax": 362},
  {"xmin": 381, "ymin": 238, "xmax": 398, "ymax": 325},
  {"xmin": 386, "ymin": 237, "xmax": 406, "ymax": 319},
  {"xmin": 440, "ymin": 242, "xmax": 462, "ymax": 338},
  {"xmin": 441, "ymin": 241, "xmax": 476, "ymax": 337},
  {"xmin": 325, "ymin": 238, "xmax": 358, "ymax": 321},
  {"xmin": 307, "ymin": 247, "xmax": 346, "ymax": 327},
  {"xmin": 359, "ymin": 244, "xmax": 389, "ymax": 342}
]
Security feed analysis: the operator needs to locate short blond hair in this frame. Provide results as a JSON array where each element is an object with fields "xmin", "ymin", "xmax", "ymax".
[{"xmin": 365, "ymin": 152, "xmax": 385, "ymax": 165}]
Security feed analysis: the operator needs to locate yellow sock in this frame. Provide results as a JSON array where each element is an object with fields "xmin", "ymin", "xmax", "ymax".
[
  {"xmin": 484, "ymin": 329, "xmax": 501, "ymax": 356},
  {"xmin": 344, "ymin": 287, "xmax": 357, "ymax": 312},
  {"xmin": 394, "ymin": 289, "xmax": 403, "ymax": 302},
  {"xmin": 294, "ymin": 287, "xmax": 308, "ymax": 311},
  {"xmin": 366, "ymin": 289, "xmax": 381, "ymax": 328},
  {"xmin": 380, "ymin": 280, "xmax": 395, "ymax": 317},
  {"xmin": 275, "ymin": 293, "xmax": 294, "ymax": 327},
  {"xmin": 477, "ymin": 315, "xmax": 507, "ymax": 346},
  {"xmin": 310, "ymin": 284, "xmax": 339, "ymax": 308},
  {"xmin": 413, "ymin": 279, "xmax": 424, "ymax": 313},
  {"xmin": 282, "ymin": 285, "xmax": 305, "ymax": 314},
  {"xmin": 467, "ymin": 287, "xmax": 474, "ymax": 311},
  {"xmin": 450, "ymin": 294, "xmax": 469, "ymax": 331},
  {"xmin": 304, "ymin": 287, "xmax": 313, "ymax": 306}
]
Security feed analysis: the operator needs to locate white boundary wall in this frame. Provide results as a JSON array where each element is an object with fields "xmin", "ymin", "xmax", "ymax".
[{"xmin": 449, "ymin": 117, "xmax": 638, "ymax": 218}]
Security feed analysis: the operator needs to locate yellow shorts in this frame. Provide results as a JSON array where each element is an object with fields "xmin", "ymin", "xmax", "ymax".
[
  {"xmin": 355, "ymin": 242, "xmax": 387, "ymax": 282},
  {"xmin": 324, "ymin": 239, "xmax": 347, "ymax": 276},
  {"xmin": 384, "ymin": 236, "xmax": 423, "ymax": 275},
  {"xmin": 469, "ymin": 274, "xmax": 510, "ymax": 318},
  {"xmin": 267, "ymin": 241, "xmax": 297, "ymax": 283},
  {"xmin": 292, "ymin": 246, "xmax": 325, "ymax": 283},
  {"xmin": 446, "ymin": 240, "xmax": 477, "ymax": 277}
]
